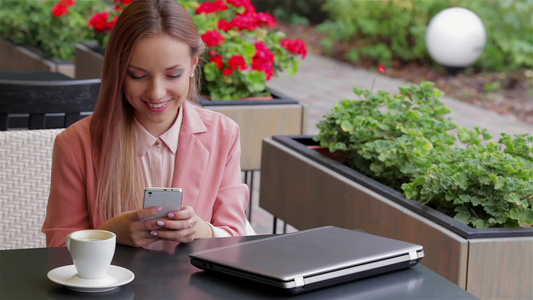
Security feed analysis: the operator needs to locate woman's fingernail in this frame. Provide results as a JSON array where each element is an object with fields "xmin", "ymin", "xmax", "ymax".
[
  {"xmin": 157, "ymin": 221, "xmax": 164, "ymax": 226},
  {"xmin": 150, "ymin": 231, "xmax": 158, "ymax": 236},
  {"xmin": 168, "ymin": 213, "xmax": 175, "ymax": 218},
  {"xmin": 156, "ymin": 206, "xmax": 162, "ymax": 212}
]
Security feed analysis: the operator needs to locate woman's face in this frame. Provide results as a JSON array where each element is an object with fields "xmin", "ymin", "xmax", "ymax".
[{"xmin": 124, "ymin": 33, "xmax": 197, "ymax": 136}]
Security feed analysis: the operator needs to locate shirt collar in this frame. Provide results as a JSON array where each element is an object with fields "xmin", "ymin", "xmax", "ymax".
[{"xmin": 134, "ymin": 107, "xmax": 183, "ymax": 156}]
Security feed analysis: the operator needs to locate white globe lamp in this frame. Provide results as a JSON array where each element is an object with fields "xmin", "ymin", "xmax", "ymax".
[{"xmin": 426, "ymin": 7, "xmax": 486, "ymax": 75}]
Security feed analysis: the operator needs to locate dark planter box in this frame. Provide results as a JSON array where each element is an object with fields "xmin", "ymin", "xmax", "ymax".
[
  {"xmin": 259, "ymin": 135, "xmax": 532, "ymax": 300},
  {"xmin": 75, "ymin": 42, "xmax": 104, "ymax": 79},
  {"xmin": 0, "ymin": 39, "xmax": 74, "ymax": 78}
]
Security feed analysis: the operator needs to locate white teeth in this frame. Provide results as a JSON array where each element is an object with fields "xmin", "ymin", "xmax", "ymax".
[{"xmin": 147, "ymin": 101, "xmax": 167, "ymax": 108}]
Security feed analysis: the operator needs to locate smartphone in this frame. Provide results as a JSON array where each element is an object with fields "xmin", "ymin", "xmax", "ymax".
[{"xmin": 142, "ymin": 187, "xmax": 183, "ymax": 220}]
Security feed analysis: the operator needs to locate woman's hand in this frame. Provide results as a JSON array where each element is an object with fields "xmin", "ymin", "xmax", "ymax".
[
  {"xmin": 149, "ymin": 206, "xmax": 213, "ymax": 242},
  {"xmin": 98, "ymin": 206, "xmax": 165, "ymax": 247}
]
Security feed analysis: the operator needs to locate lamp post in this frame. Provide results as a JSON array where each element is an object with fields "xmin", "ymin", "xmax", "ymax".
[{"xmin": 425, "ymin": 7, "xmax": 486, "ymax": 76}]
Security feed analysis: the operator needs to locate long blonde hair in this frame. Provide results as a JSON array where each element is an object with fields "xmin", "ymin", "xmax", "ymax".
[{"xmin": 90, "ymin": 0, "xmax": 205, "ymax": 222}]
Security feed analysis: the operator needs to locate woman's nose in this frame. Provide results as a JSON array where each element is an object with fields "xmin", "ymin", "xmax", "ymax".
[{"xmin": 146, "ymin": 78, "xmax": 165, "ymax": 101}]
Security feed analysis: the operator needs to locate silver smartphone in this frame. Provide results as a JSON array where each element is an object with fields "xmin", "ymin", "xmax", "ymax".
[{"xmin": 142, "ymin": 187, "xmax": 183, "ymax": 220}]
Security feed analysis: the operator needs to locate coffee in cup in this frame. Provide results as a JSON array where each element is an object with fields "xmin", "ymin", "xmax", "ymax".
[{"xmin": 66, "ymin": 230, "xmax": 116, "ymax": 279}]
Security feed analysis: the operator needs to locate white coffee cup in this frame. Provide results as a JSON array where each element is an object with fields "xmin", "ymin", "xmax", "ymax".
[{"xmin": 66, "ymin": 230, "xmax": 116, "ymax": 279}]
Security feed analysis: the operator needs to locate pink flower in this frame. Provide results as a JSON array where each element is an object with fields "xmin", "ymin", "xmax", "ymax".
[
  {"xmin": 52, "ymin": 3, "xmax": 68, "ymax": 17},
  {"xmin": 281, "ymin": 39, "xmax": 307, "ymax": 59},
  {"xmin": 228, "ymin": 55, "xmax": 248, "ymax": 71},
  {"xmin": 378, "ymin": 65, "xmax": 386, "ymax": 73},
  {"xmin": 201, "ymin": 30, "xmax": 226, "ymax": 47}
]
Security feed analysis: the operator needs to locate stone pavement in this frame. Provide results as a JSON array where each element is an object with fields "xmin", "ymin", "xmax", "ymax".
[{"xmin": 248, "ymin": 54, "xmax": 533, "ymax": 235}]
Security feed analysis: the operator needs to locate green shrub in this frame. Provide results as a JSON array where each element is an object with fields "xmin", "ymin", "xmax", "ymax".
[
  {"xmin": 0, "ymin": 0, "xmax": 107, "ymax": 61},
  {"xmin": 317, "ymin": 0, "xmax": 533, "ymax": 72},
  {"xmin": 251, "ymin": 0, "xmax": 329, "ymax": 25},
  {"xmin": 314, "ymin": 82, "xmax": 533, "ymax": 228}
]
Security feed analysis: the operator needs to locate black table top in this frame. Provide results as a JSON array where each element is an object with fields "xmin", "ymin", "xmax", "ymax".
[
  {"xmin": 0, "ymin": 235, "xmax": 477, "ymax": 300},
  {"xmin": 0, "ymin": 71, "xmax": 73, "ymax": 81}
]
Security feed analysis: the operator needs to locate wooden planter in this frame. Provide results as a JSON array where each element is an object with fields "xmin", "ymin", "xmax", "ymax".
[
  {"xmin": 259, "ymin": 135, "xmax": 532, "ymax": 300},
  {"xmin": 74, "ymin": 42, "xmax": 104, "ymax": 79},
  {"xmin": 0, "ymin": 39, "xmax": 74, "ymax": 78},
  {"xmin": 199, "ymin": 90, "xmax": 307, "ymax": 171}
]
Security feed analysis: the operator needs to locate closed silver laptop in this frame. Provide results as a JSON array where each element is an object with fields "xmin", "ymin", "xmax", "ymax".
[{"xmin": 190, "ymin": 226, "xmax": 424, "ymax": 294}]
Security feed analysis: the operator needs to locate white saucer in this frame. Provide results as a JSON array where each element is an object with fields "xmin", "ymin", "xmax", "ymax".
[{"xmin": 47, "ymin": 265, "xmax": 135, "ymax": 293}]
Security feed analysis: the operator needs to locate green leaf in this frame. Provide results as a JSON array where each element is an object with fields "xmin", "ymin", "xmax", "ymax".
[
  {"xmin": 509, "ymin": 207, "xmax": 533, "ymax": 225},
  {"xmin": 340, "ymin": 120, "xmax": 353, "ymax": 132},
  {"xmin": 454, "ymin": 207, "xmax": 471, "ymax": 224}
]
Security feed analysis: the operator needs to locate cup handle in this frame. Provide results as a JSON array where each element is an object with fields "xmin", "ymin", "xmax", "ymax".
[{"xmin": 66, "ymin": 235, "xmax": 71, "ymax": 251}]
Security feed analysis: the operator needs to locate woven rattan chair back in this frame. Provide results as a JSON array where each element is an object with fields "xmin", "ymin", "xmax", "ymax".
[
  {"xmin": 0, "ymin": 78, "xmax": 100, "ymax": 130},
  {"xmin": 0, "ymin": 129, "xmax": 64, "ymax": 249}
]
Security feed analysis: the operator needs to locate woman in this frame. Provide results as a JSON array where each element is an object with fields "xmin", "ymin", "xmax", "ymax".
[{"xmin": 42, "ymin": 0, "xmax": 249, "ymax": 247}]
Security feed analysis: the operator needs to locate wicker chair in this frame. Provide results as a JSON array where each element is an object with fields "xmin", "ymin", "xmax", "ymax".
[
  {"xmin": 0, "ymin": 127, "xmax": 256, "ymax": 249},
  {"xmin": 0, "ymin": 128, "xmax": 64, "ymax": 249}
]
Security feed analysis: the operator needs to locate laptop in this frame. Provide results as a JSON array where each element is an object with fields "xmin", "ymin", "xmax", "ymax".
[{"xmin": 189, "ymin": 226, "xmax": 424, "ymax": 294}]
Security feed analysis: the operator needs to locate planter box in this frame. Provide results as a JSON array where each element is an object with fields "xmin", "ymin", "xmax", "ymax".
[
  {"xmin": 75, "ymin": 42, "xmax": 104, "ymax": 79},
  {"xmin": 75, "ymin": 43, "xmax": 308, "ymax": 170},
  {"xmin": 199, "ymin": 90, "xmax": 307, "ymax": 171},
  {"xmin": 0, "ymin": 39, "xmax": 74, "ymax": 78},
  {"xmin": 259, "ymin": 135, "xmax": 532, "ymax": 300}
]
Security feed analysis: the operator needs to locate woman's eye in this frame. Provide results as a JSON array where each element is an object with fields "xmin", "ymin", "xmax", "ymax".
[
  {"xmin": 127, "ymin": 72, "xmax": 145, "ymax": 79},
  {"xmin": 167, "ymin": 72, "xmax": 182, "ymax": 79}
]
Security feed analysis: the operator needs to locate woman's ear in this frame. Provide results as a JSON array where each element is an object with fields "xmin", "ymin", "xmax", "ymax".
[{"xmin": 191, "ymin": 56, "xmax": 199, "ymax": 75}]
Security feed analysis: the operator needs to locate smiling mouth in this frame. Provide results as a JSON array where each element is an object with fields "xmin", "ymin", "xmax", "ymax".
[{"xmin": 147, "ymin": 101, "xmax": 169, "ymax": 108}]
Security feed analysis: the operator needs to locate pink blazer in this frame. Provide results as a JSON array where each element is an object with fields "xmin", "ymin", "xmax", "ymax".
[{"xmin": 42, "ymin": 100, "xmax": 249, "ymax": 247}]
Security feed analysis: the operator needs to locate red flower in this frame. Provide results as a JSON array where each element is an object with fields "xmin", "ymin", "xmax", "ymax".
[
  {"xmin": 257, "ymin": 12, "xmax": 275, "ymax": 27},
  {"xmin": 114, "ymin": 0, "xmax": 134, "ymax": 5},
  {"xmin": 52, "ymin": 3, "xmax": 68, "ymax": 17},
  {"xmin": 378, "ymin": 65, "xmax": 386, "ymax": 72},
  {"xmin": 252, "ymin": 42, "xmax": 275, "ymax": 80},
  {"xmin": 61, "ymin": 0, "xmax": 75, "ymax": 6},
  {"xmin": 210, "ymin": 55, "xmax": 224, "ymax": 69},
  {"xmin": 201, "ymin": 30, "xmax": 226, "ymax": 47},
  {"xmin": 109, "ymin": 15, "xmax": 119, "ymax": 30},
  {"xmin": 227, "ymin": 0, "xmax": 251, "ymax": 7},
  {"xmin": 281, "ymin": 39, "xmax": 307, "ymax": 59},
  {"xmin": 217, "ymin": 20, "xmax": 232, "ymax": 32},
  {"xmin": 88, "ymin": 12, "xmax": 114, "ymax": 33},
  {"xmin": 196, "ymin": 0, "xmax": 228, "ymax": 14},
  {"xmin": 253, "ymin": 42, "xmax": 274, "ymax": 63},
  {"xmin": 223, "ymin": 68, "xmax": 233, "ymax": 76},
  {"xmin": 230, "ymin": 14, "xmax": 258, "ymax": 31},
  {"xmin": 242, "ymin": 1, "xmax": 256, "ymax": 14},
  {"xmin": 228, "ymin": 55, "xmax": 247, "ymax": 71},
  {"xmin": 251, "ymin": 60, "xmax": 274, "ymax": 80}
]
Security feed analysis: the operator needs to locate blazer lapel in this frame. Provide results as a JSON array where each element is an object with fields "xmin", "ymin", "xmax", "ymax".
[{"xmin": 172, "ymin": 101, "xmax": 208, "ymax": 207}]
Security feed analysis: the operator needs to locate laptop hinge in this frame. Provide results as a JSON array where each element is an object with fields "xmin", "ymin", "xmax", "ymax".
[
  {"xmin": 294, "ymin": 276, "xmax": 305, "ymax": 287},
  {"xmin": 408, "ymin": 251, "xmax": 419, "ymax": 266}
]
